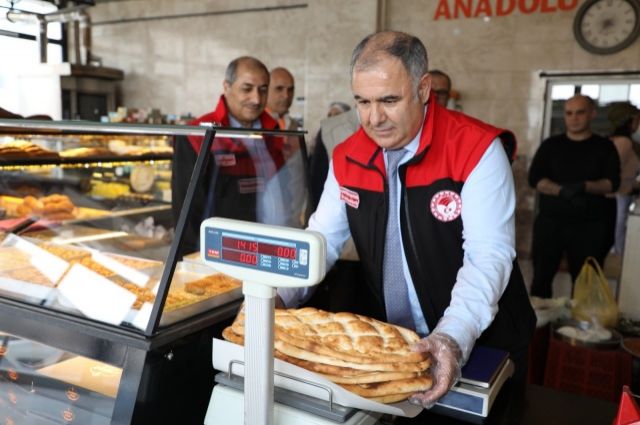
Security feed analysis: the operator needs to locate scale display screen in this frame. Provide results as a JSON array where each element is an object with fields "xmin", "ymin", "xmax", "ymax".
[{"xmin": 203, "ymin": 227, "xmax": 310, "ymax": 279}]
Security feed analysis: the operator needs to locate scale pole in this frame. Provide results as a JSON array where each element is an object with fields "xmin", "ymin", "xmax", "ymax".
[{"xmin": 243, "ymin": 281, "xmax": 276, "ymax": 425}]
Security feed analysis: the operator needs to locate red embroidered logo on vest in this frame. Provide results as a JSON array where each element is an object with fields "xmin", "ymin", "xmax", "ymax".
[
  {"xmin": 339, "ymin": 187, "xmax": 360, "ymax": 209},
  {"xmin": 430, "ymin": 190, "xmax": 462, "ymax": 222},
  {"xmin": 214, "ymin": 154, "xmax": 236, "ymax": 167}
]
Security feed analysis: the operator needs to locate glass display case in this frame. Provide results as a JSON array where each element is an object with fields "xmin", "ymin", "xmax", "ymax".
[{"xmin": 0, "ymin": 119, "xmax": 309, "ymax": 424}]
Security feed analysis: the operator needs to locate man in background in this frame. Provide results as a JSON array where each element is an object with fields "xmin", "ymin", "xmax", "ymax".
[
  {"xmin": 171, "ymin": 56, "xmax": 286, "ymax": 256},
  {"xmin": 428, "ymin": 69, "xmax": 452, "ymax": 108},
  {"xmin": 266, "ymin": 67, "xmax": 299, "ymax": 130},
  {"xmin": 528, "ymin": 94, "xmax": 620, "ymax": 298}
]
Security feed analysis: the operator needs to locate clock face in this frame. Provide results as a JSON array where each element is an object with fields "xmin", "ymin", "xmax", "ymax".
[{"xmin": 574, "ymin": 0, "xmax": 640, "ymax": 54}]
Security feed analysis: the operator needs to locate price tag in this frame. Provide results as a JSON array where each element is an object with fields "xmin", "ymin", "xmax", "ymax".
[
  {"xmin": 6, "ymin": 234, "xmax": 68, "ymax": 283},
  {"xmin": 130, "ymin": 302, "xmax": 153, "ymax": 330},
  {"xmin": 58, "ymin": 264, "xmax": 136, "ymax": 325}
]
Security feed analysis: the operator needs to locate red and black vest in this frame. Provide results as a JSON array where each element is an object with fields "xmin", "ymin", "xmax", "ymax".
[
  {"xmin": 187, "ymin": 95, "xmax": 283, "ymax": 175},
  {"xmin": 172, "ymin": 96, "xmax": 282, "ymax": 254},
  {"xmin": 332, "ymin": 99, "xmax": 535, "ymax": 353}
]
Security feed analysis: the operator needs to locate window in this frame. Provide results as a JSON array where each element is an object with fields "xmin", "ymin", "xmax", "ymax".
[{"xmin": 543, "ymin": 76, "xmax": 640, "ymax": 140}]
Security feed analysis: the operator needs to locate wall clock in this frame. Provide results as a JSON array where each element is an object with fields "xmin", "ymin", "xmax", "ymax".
[{"xmin": 573, "ymin": 0, "xmax": 640, "ymax": 54}]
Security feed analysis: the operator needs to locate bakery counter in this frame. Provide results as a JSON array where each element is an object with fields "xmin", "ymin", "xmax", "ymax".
[{"xmin": 396, "ymin": 383, "xmax": 617, "ymax": 424}]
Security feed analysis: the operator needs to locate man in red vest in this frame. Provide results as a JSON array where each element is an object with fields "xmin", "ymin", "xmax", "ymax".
[
  {"xmin": 278, "ymin": 31, "xmax": 535, "ymax": 409},
  {"xmin": 172, "ymin": 56, "xmax": 284, "ymax": 255}
]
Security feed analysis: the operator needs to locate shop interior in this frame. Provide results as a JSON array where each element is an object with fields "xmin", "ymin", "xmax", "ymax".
[{"xmin": 0, "ymin": 0, "xmax": 639, "ymax": 424}]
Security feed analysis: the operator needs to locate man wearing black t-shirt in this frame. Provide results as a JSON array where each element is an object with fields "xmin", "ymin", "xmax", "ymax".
[{"xmin": 528, "ymin": 95, "xmax": 620, "ymax": 298}]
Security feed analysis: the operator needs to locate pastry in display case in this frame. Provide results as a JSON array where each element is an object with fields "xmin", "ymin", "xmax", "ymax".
[{"xmin": 0, "ymin": 119, "xmax": 310, "ymax": 423}]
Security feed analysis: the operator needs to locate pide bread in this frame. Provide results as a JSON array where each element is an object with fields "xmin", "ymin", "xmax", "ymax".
[
  {"xmin": 339, "ymin": 376, "xmax": 433, "ymax": 398},
  {"xmin": 232, "ymin": 308, "xmax": 427, "ymax": 364},
  {"xmin": 369, "ymin": 391, "xmax": 417, "ymax": 404},
  {"xmin": 273, "ymin": 338, "xmax": 429, "ymax": 372},
  {"xmin": 223, "ymin": 307, "xmax": 432, "ymax": 403}
]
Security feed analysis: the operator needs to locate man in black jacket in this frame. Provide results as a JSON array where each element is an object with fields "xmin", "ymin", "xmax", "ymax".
[{"xmin": 528, "ymin": 94, "xmax": 620, "ymax": 298}]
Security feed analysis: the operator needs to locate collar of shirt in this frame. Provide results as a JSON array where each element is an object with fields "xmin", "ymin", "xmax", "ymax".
[
  {"xmin": 383, "ymin": 105, "xmax": 427, "ymax": 164},
  {"xmin": 228, "ymin": 114, "xmax": 262, "ymax": 130}
]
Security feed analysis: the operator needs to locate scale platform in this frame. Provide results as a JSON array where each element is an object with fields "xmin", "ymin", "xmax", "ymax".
[
  {"xmin": 205, "ymin": 373, "xmax": 380, "ymax": 425},
  {"xmin": 432, "ymin": 353, "xmax": 514, "ymax": 424}
]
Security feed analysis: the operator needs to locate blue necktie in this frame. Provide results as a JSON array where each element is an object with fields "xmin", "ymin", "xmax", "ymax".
[{"xmin": 383, "ymin": 148, "xmax": 415, "ymax": 330}]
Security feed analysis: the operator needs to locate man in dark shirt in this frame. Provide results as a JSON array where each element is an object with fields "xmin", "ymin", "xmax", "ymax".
[{"xmin": 528, "ymin": 94, "xmax": 620, "ymax": 298}]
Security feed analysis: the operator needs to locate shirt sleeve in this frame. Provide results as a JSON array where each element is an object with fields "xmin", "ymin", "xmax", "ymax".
[
  {"xmin": 528, "ymin": 139, "xmax": 550, "ymax": 188},
  {"xmin": 603, "ymin": 140, "xmax": 621, "ymax": 192},
  {"xmin": 277, "ymin": 161, "xmax": 351, "ymax": 307},
  {"xmin": 434, "ymin": 139, "xmax": 516, "ymax": 362}
]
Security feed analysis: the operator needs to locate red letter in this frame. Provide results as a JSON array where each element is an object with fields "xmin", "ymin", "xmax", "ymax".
[
  {"xmin": 540, "ymin": 0, "xmax": 556, "ymax": 13},
  {"xmin": 454, "ymin": 0, "xmax": 472, "ymax": 18},
  {"xmin": 519, "ymin": 0, "xmax": 539, "ymax": 14},
  {"xmin": 557, "ymin": 0, "xmax": 577, "ymax": 11},
  {"xmin": 496, "ymin": 0, "xmax": 516, "ymax": 16},
  {"xmin": 434, "ymin": 0, "xmax": 452, "ymax": 20},
  {"xmin": 474, "ymin": 0, "xmax": 493, "ymax": 17}
]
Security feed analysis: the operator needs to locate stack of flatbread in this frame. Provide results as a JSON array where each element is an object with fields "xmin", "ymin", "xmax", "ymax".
[{"xmin": 222, "ymin": 307, "xmax": 432, "ymax": 404}]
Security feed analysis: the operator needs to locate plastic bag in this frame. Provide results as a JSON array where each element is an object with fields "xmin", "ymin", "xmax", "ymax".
[{"xmin": 572, "ymin": 257, "xmax": 619, "ymax": 328}]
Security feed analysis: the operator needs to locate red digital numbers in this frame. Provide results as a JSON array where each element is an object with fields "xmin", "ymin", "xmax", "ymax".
[
  {"xmin": 222, "ymin": 249, "xmax": 257, "ymax": 265},
  {"xmin": 222, "ymin": 237, "xmax": 258, "ymax": 252},
  {"xmin": 259, "ymin": 243, "xmax": 296, "ymax": 260},
  {"xmin": 221, "ymin": 236, "xmax": 296, "ymax": 264}
]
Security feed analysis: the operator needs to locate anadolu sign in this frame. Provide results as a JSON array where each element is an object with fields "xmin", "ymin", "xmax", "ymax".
[{"xmin": 434, "ymin": 0, "xmax": 578, "ymax": 20}]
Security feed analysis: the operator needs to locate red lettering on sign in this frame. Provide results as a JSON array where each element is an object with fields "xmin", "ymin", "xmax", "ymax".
[
  {"xmin": 474, "ymin": 0, "xmax": 492, "ymax": 17},
  {"xmin": 558, "ymin": 0, "xmax": 577, "ymax": 10},
  {"xmin": 434, "ymin": 0, "xmax": 452, "ymax": 19},
  {"xmin": 455, "ymin": 0, "xmax": 472, "ymax": 18},
  {"xmin": 434, "ymin": 0, "xmax": 577, "ymax": 20},
  {"xmin": 519, "ymin": 0, "xmax": 539, "ymax": 14},
  {"xmin": 540, "ymin": 0, "xmax": 556, "ymax": 12},
  {"xmin": 496, "ymin": 0, "xmax": 516, "ymax": 15}
]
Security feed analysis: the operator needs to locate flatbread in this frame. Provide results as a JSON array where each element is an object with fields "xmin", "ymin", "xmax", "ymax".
[
  {"xmin": 274, "ymin": 338, "xmax": 429, "ymax": 372},
  {"xmin": 222, "ymin": 307, "xmax": 433, "ymax": 403},
  {"xmin": 369, "ymin": 391, "xmax": 417, "ymax": 404},
  {"xmin": 232, "ymin": 307, "xmax": 426, "ymax": 364},
  {"xmin": 340, "ymin": 376, "xmax": 433, "ymax": 398},
  {"xmin": 222, "ymin": 326, "xmax": 429, "ymax": 378}
]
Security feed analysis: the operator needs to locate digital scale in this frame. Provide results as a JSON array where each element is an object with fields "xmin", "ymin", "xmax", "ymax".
[
  {"xmin": 198, "ymin": 217, "xmax": 512, "ymax": 425},
  {"xmin": 199, "ymin": 217, "xmax": 379, "ymax": 425}
]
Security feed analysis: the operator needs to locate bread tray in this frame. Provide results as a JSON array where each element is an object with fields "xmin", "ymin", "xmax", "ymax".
[
  {"xmin": 158, "ymin": 261, "xmax": 242, "ymax": 327},
  {"xmin": 553, "ymin": 319, "xmax": 622, "ymax": 350}
]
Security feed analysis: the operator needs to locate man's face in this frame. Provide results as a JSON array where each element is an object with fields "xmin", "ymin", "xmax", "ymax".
[
  {"xmin": 430, "ymin": 74, "xmax": 450, "ymax": 107},
  {"xmin": 352, "ymin": 57, "xmax": 430, "ymax": 150},
  {"xmin": 223, "ymin": 63, "xmax": 269, "ymax": 127},
  {"xmin": 267, "ymin": 69, "xmax": 295, "ymax": 116},
  {"xmin": 564, "ymin": 97, "xmax": 595, "ymax": 136}
]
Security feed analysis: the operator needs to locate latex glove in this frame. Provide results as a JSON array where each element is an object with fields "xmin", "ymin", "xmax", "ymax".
[
  {"xmin": 408, "ymin": 332, "xmax": 462, "ymax": 409},
  {"xmin": 559, "ymin": 181, "xmax": 585, "ymax": 199}
]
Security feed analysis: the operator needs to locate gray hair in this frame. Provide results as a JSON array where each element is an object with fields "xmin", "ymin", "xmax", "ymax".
[
  {"xmin": 329, "ymin": 102, "xmax": 351, "ymax": 114},
  {"xmin": 224, "ymin": 56, "xmax": 269, "ymax": 85},
  {"xmin": 350, "ymin": 31, "xmax": 429, "ymax": 93}
]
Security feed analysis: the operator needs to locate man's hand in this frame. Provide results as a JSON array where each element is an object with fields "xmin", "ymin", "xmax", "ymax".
[
  {"xmin": 558, "ymin": 182, "xmax": 585, "ymax": 199},
  {"xmin": 408, "ymin": 332, "xmax": 462, "ymax": 409}
]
